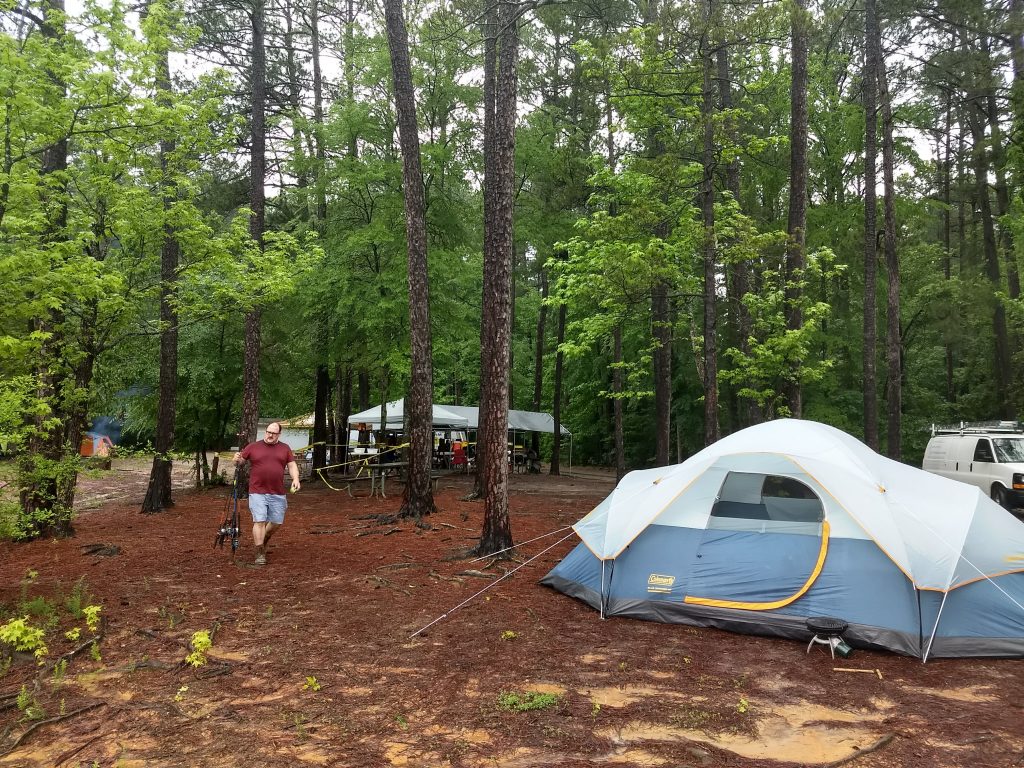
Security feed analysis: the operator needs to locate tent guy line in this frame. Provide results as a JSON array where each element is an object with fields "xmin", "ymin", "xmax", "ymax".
[
  {"xmin": 410, "ymin": 531, "xmax": 577, "ymax": 639},
  {"xmin": 468, "ymin": 526, "xmax": 572, "ymax": 563}
]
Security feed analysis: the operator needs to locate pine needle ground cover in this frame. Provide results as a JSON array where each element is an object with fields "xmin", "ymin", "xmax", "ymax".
[{"xmin": 0, "ymin": 470, "xmax": 1020, "ymax": 767}]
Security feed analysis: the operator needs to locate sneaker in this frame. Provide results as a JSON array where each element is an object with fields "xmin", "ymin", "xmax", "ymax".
[{"xmin": 254, "ymin": 547, "xmax": 266, "ymax": 566}]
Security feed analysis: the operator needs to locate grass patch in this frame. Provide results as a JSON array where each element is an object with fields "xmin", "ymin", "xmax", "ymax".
[{"xmin": 496, "ymin": 690, "xmax": 560, "ymax": 712}]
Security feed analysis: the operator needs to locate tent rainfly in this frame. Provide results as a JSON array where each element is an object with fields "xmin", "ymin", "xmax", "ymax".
[{"xmin": 541, "ymin": 419, "xmax": 1024, "ymax": 659}]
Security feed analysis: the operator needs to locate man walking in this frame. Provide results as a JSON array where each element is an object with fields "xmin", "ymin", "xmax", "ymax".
[{"xmin": 234, "ymin": 422, "xmax": 301, "ymax": 565}]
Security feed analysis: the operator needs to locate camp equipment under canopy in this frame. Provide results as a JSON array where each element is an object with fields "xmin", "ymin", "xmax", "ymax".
[{"xmin": 542, "ymin": 419, "xmax": 1024, "ymax": 659}]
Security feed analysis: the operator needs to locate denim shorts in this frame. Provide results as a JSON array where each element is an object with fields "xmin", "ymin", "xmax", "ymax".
[{"xmin": 248, "ymin": 493, "xmax": 287, "ymax": 524}]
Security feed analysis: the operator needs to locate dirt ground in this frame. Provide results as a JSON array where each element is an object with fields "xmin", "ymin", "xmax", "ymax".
[{"xmin": 0, "ymin": 466, "xmax": 1022, "ymax": 768}]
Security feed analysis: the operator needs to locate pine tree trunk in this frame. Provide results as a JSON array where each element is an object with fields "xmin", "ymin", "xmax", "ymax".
[
  {"xmin": 382, "ymin": 0, "xmax": 436, "ymax": 521},
  {"xmin": 550, "ymin": 301, "xmax": 566, "ymax": 475},
  {"xmin": 652, "ymin": 282, "xmax": 671, "ymax": 464},
  {"xmin": 530, "ymin": 270, "xmax": 547, "ymax": 458},
  {"xmin": 701, "ymin": 10, "xmax": 719, "ymax": 447},
  {"xmin": 471, "ymin": 0, "xmax": 499, "ymax": 501},
  {"xmin": 476, "ymin": 0, "xmax": 519, "ymax": 555},
  {"xmin": 964, "ymin": 36, "xmax": 1013, "ymax": 417},
  {"xmin": 237, "ymin": 0, "xmax": 267, "ymax": 490},
  {"xmin": 312, "ymin": 365, "xmax": 330, "ymax": 471},
  {"xmin": 143, "ymin": 4, "xmax": 179, "ymax": 513},
  {"xmin": 613, "ymin": 325, "xmax": 625, "ymax": 482},
  {"xmin": 717, "ymin": 25, "xmax": 750, "ymax": 430},
  {"xmin": 785, "ymin": 0, "xmax": 809, "ymax": 418},
  {"xmin": 941, "ymin": 96, "xmax": 955, "ymax": 404},
  {"xmin": 878, "ymin": 47, "xmax": 901, "ymax": 459},
  {"xmin": 862, "ymin": 0, "xmax": 879, "ymax": 450}
]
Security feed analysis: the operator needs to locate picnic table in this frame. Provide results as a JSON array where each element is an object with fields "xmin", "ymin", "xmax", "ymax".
[{"xmin": 365, "ymin": 461, "xmax": 408, "ymax": 498}]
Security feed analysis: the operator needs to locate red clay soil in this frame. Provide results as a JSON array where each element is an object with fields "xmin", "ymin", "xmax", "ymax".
[{"xmin": 0, "ymin": 469, "xmax": 1022, "ymax": 768}]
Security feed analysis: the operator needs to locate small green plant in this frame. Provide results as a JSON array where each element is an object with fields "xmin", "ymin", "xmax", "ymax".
[
  {"xmin": 302, "ymin": 675, "xmax": 321, "ymax": 692},
  {"xmin": 591, "ymin": 701, "xmax": 601, "ymax": 717},
  {"xmin": 737, "ymin": 697, "xmax": 749, "ymax": 714},
  {"xmin": 395, "ymin": 714, "xmax": 408, "ymax": 728},
  {"xmin": 673, "ymin": 705, "xmax": 717, "ymax": 729},
  {"xmin": 185, "ymin": 630, "xmax": 212, "ymax": 667},
  {"xmin": 24, "ymin": 569, "xmax": 38, "ymax": 583},
  {"xmin": 89, "ymin": 641, "xmax": 102, "ymax": 662},
  {"xmin": 82, "ymin": 605, "xmax": 102, "ymax": 633},
  {"xmin": 0, "ymin": 616, "xmax": 49, "ymax": 661},
  {"xmin": 618, "ymin": 661, "xmax": 628, "ymax": 672},
  {"xmin": 16, "ymin": 684, "xmax": 45, "ymax": 721},
  {"xmin": 52, "ymin": 658, "xmax": 68, "ymax": 683},
  {"xmin": 158, "ymin": 605, "xmax": 181, "ymax": 629},
  {"xmin": 64, "ymin": 577, "xmax": 94, "ymax": 619},
  {"xmin": 500, "ymin": 630, "xmax": 517, "ymax": 641},
  {"xmin": 19, "ymin": 596, "xmax": 58, "ymax": 628},
  {"xmin": 496, "ymin": 691, "xmax": 560, "ymax": 712},
  {"xmin": 174, "ymin": 685, "xmax": 188, "ymax": 702},
  {"xmin": 264, "ymin": 605, "xmax": 273, "ymax": 618},
  {"xmin": 293, "ymin": 712, "xmax": 308, "ymax": 740},
  {"xmin": 65, "ymin": 627, "xmax": 81, "ymax": 642}
]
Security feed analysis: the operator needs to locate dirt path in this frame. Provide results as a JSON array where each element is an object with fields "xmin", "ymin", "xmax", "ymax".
[
  {"xmin": 0, "ymin": 470, "xmax": 1021, "ymax": 767},
  {"xmin": 73, "ymin": 456, "xmax": 211, "ymax": 512}
]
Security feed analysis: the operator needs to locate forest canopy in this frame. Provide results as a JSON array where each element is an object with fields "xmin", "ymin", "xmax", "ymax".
[{"xmin": 1, "ymin": 0, "xmax": 1021, "ymax": 537}]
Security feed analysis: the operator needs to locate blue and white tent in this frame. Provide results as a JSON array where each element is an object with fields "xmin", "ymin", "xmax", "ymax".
[{"xmin": 542, "ymin": 419, "xmax": 1024, "ymax": 659}]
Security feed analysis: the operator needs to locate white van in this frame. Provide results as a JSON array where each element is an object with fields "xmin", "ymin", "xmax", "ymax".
[{"xmin": 922, "ymin": 422, "xmax": 1024, "ymax": 510}]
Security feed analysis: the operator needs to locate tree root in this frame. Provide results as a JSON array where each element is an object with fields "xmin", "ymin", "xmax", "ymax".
[
  {"xmin": 51, "ymin": 631, "xmax": 105, "ymax": 668},
  {"xmin": 53, "ymin": 730, "xmax": 105, "ymax": 766},
  {"xmin": 821, "ymin": 733, "xmax": 895, "ymax": 768},
  {"xmin": 0, "ymin": 702, "xmax": 107, "ymax": 758}
]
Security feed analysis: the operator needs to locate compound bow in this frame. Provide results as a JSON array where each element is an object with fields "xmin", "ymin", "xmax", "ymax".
[{"xmin": 214, "ymin": 472, "xmax": 240, "ymax": 556}]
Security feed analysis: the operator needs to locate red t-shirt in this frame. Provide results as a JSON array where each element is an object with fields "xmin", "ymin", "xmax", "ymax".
[{"xmin": 241, "ymin": 440, "xmax": 295, "ymax": 495}]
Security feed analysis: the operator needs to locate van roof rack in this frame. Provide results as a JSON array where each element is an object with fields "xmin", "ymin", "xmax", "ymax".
[{"xmin": 931, "ymin": 420, "xmax": 1024, "ymax": 436}]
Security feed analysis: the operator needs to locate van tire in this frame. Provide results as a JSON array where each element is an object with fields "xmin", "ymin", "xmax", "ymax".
[{"xmin": 991, "ymin": 485, "xmax": 1009, "ymax": 509}]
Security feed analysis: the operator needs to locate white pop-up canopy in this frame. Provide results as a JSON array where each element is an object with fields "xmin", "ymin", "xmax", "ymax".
[
  {"xmin": 347, "ymin": 399, "xmax": 574, "ymax": 471},
  {"xmin": 347, "ymin": 399, "xmax": 570, "ymax": 435},
  {"xmin": 347, "ymin": 399, "xmax": 469, "ymax": 429},
  {"xmin": 440, "ymin": 405, "xmax": 570, "ymax": 435}
]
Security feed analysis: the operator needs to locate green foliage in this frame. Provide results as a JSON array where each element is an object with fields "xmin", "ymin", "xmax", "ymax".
[
  {"xmin": 0, "ymin": 617, "xmax": 49, "ymax": 661},
  {"xmin": 80, "ymin": 605, "xmax": 102, "ymax": 634},
  {"xmin": 17, "ymin": 684, "xmax": 46, "ymax": 721},
  {"xmin": 496, "ymin": 691, "xmax": 560, "ymax": 712},
  {"xmin": 52, "ymin": 658, "xmax": 68, "ymax": 683},
  {"xmin": 302, "ymin": 675, "xmax": 322, "ymax": 692},
  {"xmin": 721, "ymin": 247, "xmax": 847, "ymax": 417},
  {"xmin": 185, "ymin": 630, "xmax": 212, "ymax": 667},
  {"xmin": 64, "ymin": 578, "xmax": 94, "ymax": 619}
]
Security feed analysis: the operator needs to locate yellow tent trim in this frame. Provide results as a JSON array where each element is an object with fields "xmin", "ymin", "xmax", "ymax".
[{"xmin": 683, "ymin": 521, "xmax": 830, "ymax": 610}]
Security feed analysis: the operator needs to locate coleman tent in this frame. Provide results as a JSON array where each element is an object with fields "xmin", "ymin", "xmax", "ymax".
[{"xmin": 541, "ymin": 419, "xmax": 1024, "ymax": 659}]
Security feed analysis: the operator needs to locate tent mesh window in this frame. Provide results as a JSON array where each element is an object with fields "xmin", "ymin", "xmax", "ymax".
[{"xmin": 710, "ymin": 472, "xmax": 824, "ymax": 531}]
